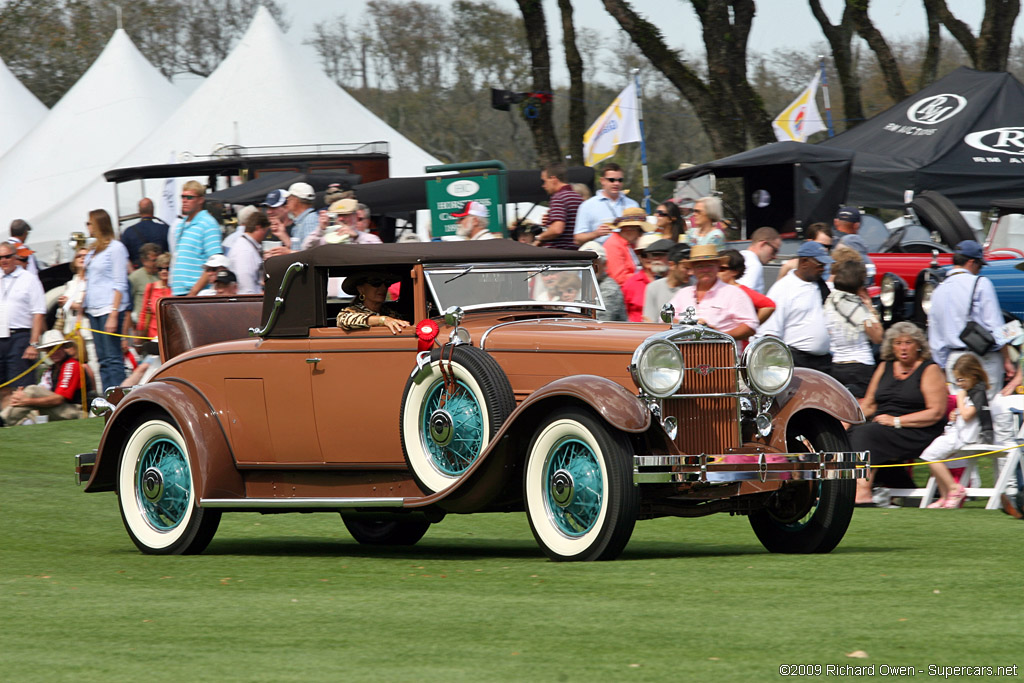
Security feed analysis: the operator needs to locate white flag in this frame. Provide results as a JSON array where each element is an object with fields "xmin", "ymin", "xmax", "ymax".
[
  {"xmin": 772, "ymin": 72, "xmax": 826, "ymax": 142},
  {"xmin": 158, "ymin": 151, "xmax": 178, "ymax": 249},
  {"xmin": 583, "ymin": 82, "xmax": 642, "ymax": 166}
]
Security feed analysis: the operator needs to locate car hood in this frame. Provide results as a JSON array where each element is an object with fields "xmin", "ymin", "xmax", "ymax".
[{"xmin": 477, "ymin": 318, "xmax": 670, "ymax": 353}]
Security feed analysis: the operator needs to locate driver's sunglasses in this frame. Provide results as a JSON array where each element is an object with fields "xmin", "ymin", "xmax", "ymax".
[{"xmin": 365, "ymin": 278, "xmax": 388, "ymax": 287}]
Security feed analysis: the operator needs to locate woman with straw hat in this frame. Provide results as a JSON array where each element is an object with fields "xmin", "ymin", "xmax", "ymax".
[
  {"xmin": 667, "ymin": 244, "xmax": 758, "ymax": 342},
  {"xmin": 604, "ymin": 207, "xmax": 655, "ymax": 286}
]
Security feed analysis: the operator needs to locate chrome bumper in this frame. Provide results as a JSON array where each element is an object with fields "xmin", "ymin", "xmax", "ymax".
[
  {"xmin": 75, "ymin": 451, "xmax": 96, "ymax": 485},
  {"xmin": 633, "ymin": 451, "xmax": 870, "ymax": 484}
]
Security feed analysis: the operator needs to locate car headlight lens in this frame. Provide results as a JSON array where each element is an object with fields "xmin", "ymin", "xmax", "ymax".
[
  {"xmin": 879, "ymin": 276, "xmax": 896, "ymax": 307},
  {"xmin": 632, "ymin": 340, "xmax": 684, "ymax": 398},
  {"xmin": 743, "ymin": 337, "xmax": 793, "ymax": 396},
  {"xmin": 920, "ymin": 281, "xmax": 935, "ymax": 315}
]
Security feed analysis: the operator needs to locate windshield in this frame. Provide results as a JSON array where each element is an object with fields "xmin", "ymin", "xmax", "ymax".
[{"xmin": 424, "ymin": 262, "xmax": 603, "ymax": 312}]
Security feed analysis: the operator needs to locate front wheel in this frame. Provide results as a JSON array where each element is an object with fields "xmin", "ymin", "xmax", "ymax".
[
  {"xmin": 523, "ymin": 407, "xmax": 639, "ymax": 561},
  {"xmin": 116, "ymin": 413, "xmax": 220, "ymax": 555},
  {"xmin": 748, "ymin": 419, "xmax": 855, "ymax": 554},
  {"xmin": 341, "ymin": 516, "xmax": 430, "ymax": 546}
]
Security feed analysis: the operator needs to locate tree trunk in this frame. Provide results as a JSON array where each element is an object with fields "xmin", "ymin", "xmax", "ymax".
[
  {"xmin": 558, "ymin": 0, "xmax": 586, "ymax": 164},
  {"xmin": 515, "ymin": 0, "xmax": 562, "ymax": 165},
  {"xmin": 847, "ymin": 1, "xmax": 907, "ymax": 103},
  {"xmin": 927, "ymin": 0, "xmax": 1021, "ymax": 71},
  {"xmin": 919, "ymin": 0, "xmax": 941, "ymax": 90},
  {"xmin": 601, "ymin": 0, "xmax": 771, "ymax": 159},
  {"xmin": 809, "ymin": 0, "xmax": 864, "ymax": 129}
]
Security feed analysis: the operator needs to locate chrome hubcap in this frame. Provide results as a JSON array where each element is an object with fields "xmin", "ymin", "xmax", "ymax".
[
  {"xmin": 428, "ymin": 409, "xmax": 454, "ymax": 447},
  {"xmin": 550, "ymin": 469, "xmax": 575, "ymax": 508},
  {"xmin": 141, "ymin": 467, "xmax": 164, "ymax": 503}
]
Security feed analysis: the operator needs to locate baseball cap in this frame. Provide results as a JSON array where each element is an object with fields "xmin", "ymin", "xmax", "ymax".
[
  {"xmin": 835, "ymin": 206, "xmax": 861, "ymax": 222},
  {"xmin": 797, "ymin": 241, "xmax": 834, "ymax": 264},
  {"xmin": 287, "ymin": 182, "xmax": 316, "ymax": 202},
  {"xmin": 452, "ymin": 201, "xmax": 490, "ymax": 219},
  {"xmin": 214, "ymin": 269, "xmax": 237, "ymax": 284},
  {"xmin": 204, "ymin": 254, "xmax": 230, "ymax": 269},
  {"xmin": 261, "ymin": 189, "xmax": 289, "ymax": 208},
  {"xmin": 955, "ymin": 240, "xmax": 986, "ymax": 263},
  {"xmin": 639, "ymin": 237, "xmax": 676, "ymax": 255}
]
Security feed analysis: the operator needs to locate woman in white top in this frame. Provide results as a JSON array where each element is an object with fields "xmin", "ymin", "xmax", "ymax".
[
  {"xmin": 825, "ymin": 253, "xmax": 881, "ymax": 398},
  {"xmin": 55, "ymin": 247, "xmax": 100, "ymax": 381}
]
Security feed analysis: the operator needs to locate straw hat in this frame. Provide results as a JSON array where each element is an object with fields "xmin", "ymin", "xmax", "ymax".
[
  {"xmin": 613, "ymin": 206, "xmax": 655, "ymax": 233},
  {"xmin": 681, "ymin": 244, "xmax": 727, "ymax": 264},
  {"xmin": 35, "ymin": 330, "xmax": 71, "ymax": 350}
]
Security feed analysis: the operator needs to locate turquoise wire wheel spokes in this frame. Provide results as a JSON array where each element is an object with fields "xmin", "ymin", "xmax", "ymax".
[
  {"xmin": 524, "ymin": 407, "xmax": 639, "ymax": 562},
  {"xmin": 400, "ymin": 345, "xmax": 515, "ymax": 494},
  {"xmin": 135, "ymin": 436, "xmax": 191, "ymax": 531},
  {"xmin": 420, "ymin": 378, "xmax": 484, "ymax": 476},
  {"xmin": 544, "ymin": 437, "xmax": 603, "ymax": 537},
  {"xmin": 117, "ymin": 413, "xmax": 220, "ymax": 555}
]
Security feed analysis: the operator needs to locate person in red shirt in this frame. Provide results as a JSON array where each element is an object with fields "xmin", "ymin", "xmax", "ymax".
[
  {"xmin": 719, "ymin": 249, "xmax": 775, "ymax": 324},
  {"xmin": 0, "ymin": 331, "xmax": 86, "ymax": 426},
  {"xmin": 604, "ymin": 207, "xmax": 654, "ymax": 286},
  {"xmin": 622, "ymin": 237, "xmax": 675, "ymax": 322}
]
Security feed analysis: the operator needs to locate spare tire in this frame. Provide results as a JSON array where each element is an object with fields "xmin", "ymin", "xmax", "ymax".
[{"xmin": 911, "ymin": 191, "xmax": 974, "ymax": 247}]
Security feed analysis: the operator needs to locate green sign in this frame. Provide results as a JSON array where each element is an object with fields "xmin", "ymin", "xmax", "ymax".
[{"xmin": 426, "ymin": 173, "xmax": 506, "ymax": 238}]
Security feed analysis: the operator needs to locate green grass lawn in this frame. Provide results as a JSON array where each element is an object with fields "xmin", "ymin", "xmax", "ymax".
[{"xmin": 2, "ymin": 419, "xmax": 1021, "ymax": 682}]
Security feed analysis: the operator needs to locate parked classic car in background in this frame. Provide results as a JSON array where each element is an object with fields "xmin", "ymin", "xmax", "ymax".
[{"xmin": 76, "ymin": 242, "xmax": 868, "ymax": 561}]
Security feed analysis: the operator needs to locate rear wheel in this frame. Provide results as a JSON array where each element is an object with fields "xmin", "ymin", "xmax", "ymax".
[
  {"xmin": 116, "ymin": 412, "xmax": 220, "ymax": 555},
  {"xmin": 748, "ymin": 419, "xmax": 854, "ymax": 554},
  {"xmin": 523, "ymin": 407, "xmax": 638, "ymax": 561},
  {"xmin": 341, "ymin": 516, "xmax": 430, "ymax": 546}
]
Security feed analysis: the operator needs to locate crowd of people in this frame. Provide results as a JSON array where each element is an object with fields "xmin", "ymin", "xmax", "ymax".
[{"xmin": 1, "ymin": 163, "xmax": 1022, "ymax": 517}]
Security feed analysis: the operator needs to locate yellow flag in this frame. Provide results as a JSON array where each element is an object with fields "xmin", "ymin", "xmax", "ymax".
[
  {"xmin": 583, "ymin": 82, "xmax": 642, "ymax": 166},
  {"xmin": 773, "ymin": 72, "xmax": 826, "ymax": 142}
]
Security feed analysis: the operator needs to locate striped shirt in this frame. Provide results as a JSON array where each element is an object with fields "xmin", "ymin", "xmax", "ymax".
[
  {"xmin": 542, "ymin": 185, "xmax": 582, "ymax": 250},
  {"xmin": 170, "ymin": 210, "xmax": 222, "ymax": 295}
]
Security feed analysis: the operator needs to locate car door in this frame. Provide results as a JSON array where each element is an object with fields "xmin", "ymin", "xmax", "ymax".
[{"xmin": 308, "ymin": 326, "xmax": 419, "ymax": 466}]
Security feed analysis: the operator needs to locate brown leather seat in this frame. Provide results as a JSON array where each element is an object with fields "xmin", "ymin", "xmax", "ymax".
[{"xmin": 158, "ymin": 296, "xmax": 263, "ymax": 361}]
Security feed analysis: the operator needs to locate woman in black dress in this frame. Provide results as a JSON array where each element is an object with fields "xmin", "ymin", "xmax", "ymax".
[{"xmin": 850, "ymin": 321, "xmax": 948, "ymax": 504}]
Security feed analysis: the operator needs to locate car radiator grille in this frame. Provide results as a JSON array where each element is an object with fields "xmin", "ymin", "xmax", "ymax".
[{"xmin": 663, "ymin": 341, "xmax": 740, "ymax": 455}]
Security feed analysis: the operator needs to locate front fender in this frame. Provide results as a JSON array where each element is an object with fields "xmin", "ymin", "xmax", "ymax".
[
  {"xmin": 408, "ymin": 374, "xmax": 649, "ymax": 513},
  {"xmin": 84, "ymin": 379, "xmax": 245, "ymax": 501},
  {"xmin": 767, "ymin": 368, "xmax": 864, "ymax": 452}
]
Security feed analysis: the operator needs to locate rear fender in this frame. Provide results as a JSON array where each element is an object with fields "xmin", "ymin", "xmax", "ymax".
[
  {"xmin": 83, "ymin": 380, "xmax": 245, "ymax": 500},
  {"xmin": 767, "ymin": 368, "xmax": 863, "ymax": 452},
  {"xmin": 410, "ymin": 375, "xmax": 649, "ymax": 513}
]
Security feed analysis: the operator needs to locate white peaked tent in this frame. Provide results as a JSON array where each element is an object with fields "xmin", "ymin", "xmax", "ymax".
[
  {"xmin": 0, "ymin": 56, "xmax": 47, "ymax": 159},
  {"xmin": 0, "ymin": 29, "xmax": 182, "ymax": 250},
  {"xmin": 114, "ymin": 6, "xmax": 440, "ymax": 179}
]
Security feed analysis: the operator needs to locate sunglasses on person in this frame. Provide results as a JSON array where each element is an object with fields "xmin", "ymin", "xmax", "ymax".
[
  {"xmin": 655, "ymin": 210, "xmax": 669, "ymax": 217},
  {"xmin": 0, "ymin": 253, "xmax": 14, "ymax": 260},
  {"xmin": 364, "ymin": 278, "xmax": 388, "ymax": 287},
  {"xmin": 158, "ymin": 267, "xmax": 170, "ymax": 271},
  {"xmin": 181, "ymin": 194, "xmax": 199, "ymax": 200},
  {"xmin": 603, "ymin": 176, "xmax": 624, "ymax": 183}
]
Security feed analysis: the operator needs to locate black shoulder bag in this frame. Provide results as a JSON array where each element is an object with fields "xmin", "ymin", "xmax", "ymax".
[{"xmin": 958, "ymin": 275, "xmax": 995, "ymax": 356}]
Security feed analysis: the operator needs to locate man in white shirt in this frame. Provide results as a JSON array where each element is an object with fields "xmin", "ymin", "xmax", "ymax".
[
  {"xmin": 229, "ymin": 212, "xmax": 270, "ymax": 295},
  {"xmin": 756, "ymin": 241, "xmax": 833, "ymax": 373},
  {"xmin": 928, "ymin": 240, "xmax": 1013, "ymax": 398},
  {"xmin": 0, "ymin": 241, "xmax": 45, "ymax": 400},
  {"xmin": 573, "ymin": 163, "xmax": 639, "ymax": 246},
  {"xmin": 736, "ymin": 226, "xmax": 780, "ymax": 294}
]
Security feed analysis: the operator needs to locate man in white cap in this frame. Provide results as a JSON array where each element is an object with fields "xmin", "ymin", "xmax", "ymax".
[
  {"xmin": 452, "ymin": 201, "xmax": 497, "ymax": 240},
  {"xmin": 262, "ymin": 189, "xmax": 294, "ymax": 258},
  {"xmin": 0, "ymin": 330, "xmax": 83, "ymax": 426},
  {"xmin": 286, "ymin": 182, "xmax": 318, "ymax": 251}
]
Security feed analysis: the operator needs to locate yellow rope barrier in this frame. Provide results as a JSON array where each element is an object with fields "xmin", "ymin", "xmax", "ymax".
[
  {"xmin": 0, "ymin": 344, "xmax": 61, "ymax": 389},
  {"xmin": 88, "ymin": 329, "xmax": 155, "ymax": 341},
  {"xmin": 855, "ymin": 442, "xmax": 1021, "ymax": 469}
]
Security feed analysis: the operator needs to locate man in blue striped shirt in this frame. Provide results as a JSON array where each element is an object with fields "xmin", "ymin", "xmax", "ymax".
[{"xmin": 170, "ymin": 180, "xmax": 223, "ymax": 295}]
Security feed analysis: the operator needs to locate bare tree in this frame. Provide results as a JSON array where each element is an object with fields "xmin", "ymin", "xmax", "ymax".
[
  {"xmin": 601, "ymin": 0, "xmax": 773, "ymax": 160},
  {"xmin": 846, "ymin": 1, "xmax": 907, "ymax": 103},
  {"xmin": 515, "ymin": 0, "xmax": 562, "ymax": 164},
  {"xmin": 924, "ymin": 0, "xmax": 1021, "ymax": 71},
  {"xmin": 558, "ymin": 0, "xmax": 586, "ymax": 164},
  {"xmin": 809, "ymin": 0, "xmax": 865, "ymax": 129}
]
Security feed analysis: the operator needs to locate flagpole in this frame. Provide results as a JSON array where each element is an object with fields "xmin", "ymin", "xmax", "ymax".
[
  {"xmin": 819, "ymin": 56, "xmax": 835, "ymax": 138},
  {"xmin": 632, "ymin": 68, "xmax": 652, "ymax": 213}
]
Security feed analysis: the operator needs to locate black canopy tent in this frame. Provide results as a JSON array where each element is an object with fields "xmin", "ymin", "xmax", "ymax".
[
  {"xmin": 820, "ymin": 67, "xmax": 1024, "ymax": 210},
  {"xmin": 204, "ymin": 170, "xmax": 361, "ymax": 206},
  {"xmin": 663, "ymin": 142, "xmax": 853, "ymax": 235}
]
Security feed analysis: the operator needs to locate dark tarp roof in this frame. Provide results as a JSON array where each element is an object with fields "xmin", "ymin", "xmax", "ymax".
[
  {"xmin": 663, "ymin": 142, "xmax": 853, "ymax": 233},
  {"xmin": 821, "ymin": 67, "xmax": 1024, "ymax": 209},
  {"xmin": 204, "ymin": 171, "xmax": 360, "ymax": 206},
  {"xmin": 261, "ymin": 241, "xmax": 595, "ymax": 337}
]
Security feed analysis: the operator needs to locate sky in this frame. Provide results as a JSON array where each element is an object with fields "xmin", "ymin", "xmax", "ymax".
[{"xmin": 279, "ymin": 0, "xmax": 1005, "ymax": 85}]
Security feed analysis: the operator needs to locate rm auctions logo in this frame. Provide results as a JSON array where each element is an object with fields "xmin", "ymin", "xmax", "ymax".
[
  {"xmin": 906, "ymin": 94, "xmax": 967, "ymax": 124},
  {"xmin": 965, "ymin": 127, "xmax": 1024, "ymax": 155}
]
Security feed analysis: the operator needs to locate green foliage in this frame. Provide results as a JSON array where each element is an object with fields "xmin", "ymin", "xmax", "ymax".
[{"xmin": 1, "ymin": 419, "xmax": 1020, "ymax": 680}]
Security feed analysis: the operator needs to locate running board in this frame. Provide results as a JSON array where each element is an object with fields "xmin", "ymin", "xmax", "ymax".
[{"xmin": 199, "ymin": 497, "xmax": 406, "ymax": 509}]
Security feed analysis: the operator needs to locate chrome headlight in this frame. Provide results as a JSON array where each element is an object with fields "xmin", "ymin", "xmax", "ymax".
[
  {"xmin": 879, "ymin": 276, "xmax": 896, "ymax": 307},
  {"xmin": 631, "ymin": 340, "xmax": 684, "ymax": 398},
  {"xmin": 920, "ymin": 281, "xmax": 936, "ymax": 315},
  {"xmin": 743, "ymin": 337, "xmax": 793, "ymax": 396}
]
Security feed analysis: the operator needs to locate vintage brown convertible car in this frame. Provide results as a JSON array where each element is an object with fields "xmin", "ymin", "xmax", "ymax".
[{"xmin": 76, "ymin": 241, "xmax": 868, "ymax": 561}]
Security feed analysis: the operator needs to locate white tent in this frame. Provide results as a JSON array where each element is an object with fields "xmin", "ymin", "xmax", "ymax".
[
  {"xmin": 0, "ymin": 29, "xmax": 182, "ymax": 254},
  {"xmin": 0, "ymin": 55, "xmax": 47, "ymax": 159},
  {"xmin": 113, "ymin": 6, "xmax": 440, "ymax": 181}
]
